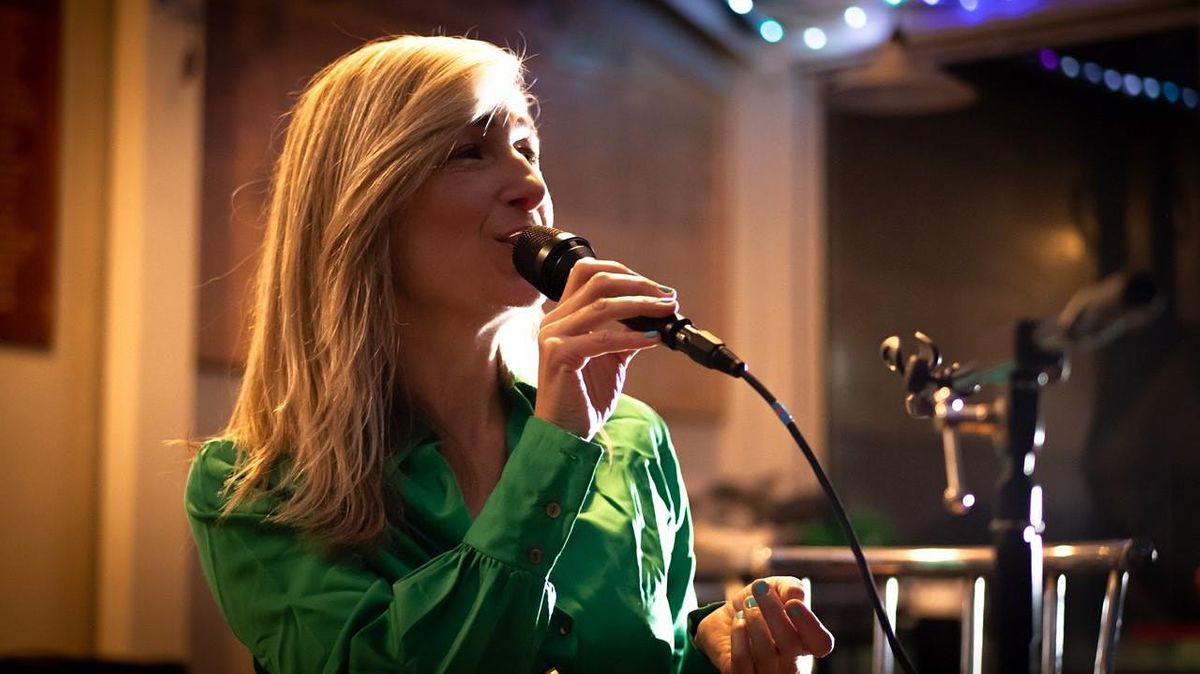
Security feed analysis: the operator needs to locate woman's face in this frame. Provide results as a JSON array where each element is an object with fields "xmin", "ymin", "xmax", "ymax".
[{"xmin": 393, "ymin": 105, "xmax": 552, "ymax": 321}]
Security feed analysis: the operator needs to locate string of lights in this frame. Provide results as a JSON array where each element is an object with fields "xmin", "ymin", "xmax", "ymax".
[
  {"xmin": 726, "ymin": 0, "xmax": 788, "ymax": 43},
  {"xmin": 1038, "ymin": 48, "xmax": 1199, "ymax": 111},
  {"xmin": 719, "ymin": 1, "xmax": 1198, "ymax": 114},
  {"xmin": 723, "ymin": 0, "xmax": 1002, "ymax": 48}
]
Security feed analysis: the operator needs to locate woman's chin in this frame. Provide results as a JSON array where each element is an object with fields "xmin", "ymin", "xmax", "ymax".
[{"xmin": 497, "ymin": 271, "xmax": 546, "ymax": 308}]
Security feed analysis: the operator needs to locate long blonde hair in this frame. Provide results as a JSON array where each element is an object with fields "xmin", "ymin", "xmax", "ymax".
[{"xmin": 220, "ymin": 36, "xmax": 533, "ymax": 551}]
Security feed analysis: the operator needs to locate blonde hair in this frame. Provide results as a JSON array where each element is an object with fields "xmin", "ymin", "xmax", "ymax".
[{"xmin": 220, "ymin": 36, "xmax": 533, "ymax": 550}]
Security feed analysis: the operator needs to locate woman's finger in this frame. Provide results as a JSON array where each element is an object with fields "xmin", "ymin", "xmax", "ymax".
[
  {"xmin": 549, "ymin": 267, "xmax": 673, "ymax": 320},
  {"xmin": 742, "ymin": 593, "xmax": 781, "ymax": 674},
  {"xmin": 556, "ymin": 258, "xmax": 636, "ymax": 304},
  {"xmin": 784, "ymin": 598, "xmax": 835, "ymax": 658},
  {"xmin": 730, "ymin": 609, "xmax": 754, "ymax": 674},
  {"xmin": 542, "ymin": 294, "xmax": 679, "ymax": 337},
  {"xmin": 539, "ymin": 329, "xmax": 659, "ymax": 370},
  {"xmin": 767, "ymin": 577, "xmax": 833, "ymax": 658},
  {"xmin": 760, "ymin": 576, "xmax": 807, "ymax": 604},
  {"xmin": 746, "ymin": 579, "xmax": 808, "ymax": 659}
]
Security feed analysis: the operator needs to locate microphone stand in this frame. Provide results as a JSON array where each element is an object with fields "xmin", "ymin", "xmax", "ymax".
[
  {"xmin": 880, "ymin": 272, "xmax": 1158, "ymax": 673},
  {"xmin": 991, "ymin": 320, "xmax": 1062, "ymax": 674}
]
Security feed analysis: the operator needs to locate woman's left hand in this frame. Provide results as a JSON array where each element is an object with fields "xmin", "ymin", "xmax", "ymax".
[
  {"xmin": 533, "ymin": 258, "xmax": 677, "ymax": 440},
  {"xmin": 695, "ymin": 576, "xmax": 835, "ymax": 674}
]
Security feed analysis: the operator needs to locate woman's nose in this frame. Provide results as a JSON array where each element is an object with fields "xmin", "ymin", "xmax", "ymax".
[{"xmin": 504, "ymin": 154, "xmax": 547, "ymax": 212}]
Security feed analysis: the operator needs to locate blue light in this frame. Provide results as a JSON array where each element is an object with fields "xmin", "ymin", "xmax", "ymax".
[
  {"xmin": 923, "ymin": 0, "xmax": 939, "ymax": 5},
  {"xmin": 884, "ymin": 0, "xmax": 904, "ymax": 5},
  {"xmin": 1103, "ymin": 69, "xmax": 1121, "ymax": 92},
  {"xmin": 759, "ymin": 19, "xmax": 785, "ymax": 43},
  {"xmin": 727, "ymin": 0, "xmax": 753, "ymax": 15},
  {"xmin": 1038, "ymin": 49, "xmax": 1058, "ymax": 71},
  {"xmin": 1122, "ymin": 74, "xmax": 1142, "ymax": 96},
  {"xmin": 802, "ymin": 26, "xmax": 827, "ymax": 50},
  {"xmin": 952, "ymin": 0, "xmax": 1043, "ymax": 22},
  {"xmin": 1060, "ymin": 56, "xmax": 1080, "ymax": 78},
  {"xmin": 1049, "ymin": 53, "xmax": 1193, "ymax": 109}
]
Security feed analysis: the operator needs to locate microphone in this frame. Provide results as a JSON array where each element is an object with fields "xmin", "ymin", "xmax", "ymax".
[
  {"xmin": 1033, "ymin": 271, "xmax": 1160, "ymax": 351},
  {"xmin": 513, "ymin": 226, "xmax": 746, "ymax": 377}
]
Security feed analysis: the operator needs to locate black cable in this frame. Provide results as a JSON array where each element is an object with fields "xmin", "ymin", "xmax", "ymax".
[{"xmin": 740, "ymin": 370, "xmax": 920, "ymax": 674}]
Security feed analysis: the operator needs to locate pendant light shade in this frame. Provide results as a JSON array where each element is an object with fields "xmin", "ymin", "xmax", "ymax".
[{"xmin": 830, "ymin": 31, "xmax": 977, "ymax": 115}]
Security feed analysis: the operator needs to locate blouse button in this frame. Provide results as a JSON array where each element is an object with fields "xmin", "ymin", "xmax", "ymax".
[
  {"xmin": 527, "ymin": 547, "xmax": 544, "ymax": 565},
  {"xmin": 545, "ymin": 501, "xmax": 562, "ymax": 519}
]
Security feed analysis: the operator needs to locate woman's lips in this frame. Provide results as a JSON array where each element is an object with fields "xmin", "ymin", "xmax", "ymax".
[
  {"xmin": 497, "ymin": 224, "xmax": 544, "ymax": 247},
  {"xmin": 501, "ymin": 228, "xmax": 530, "ymax": 246}
]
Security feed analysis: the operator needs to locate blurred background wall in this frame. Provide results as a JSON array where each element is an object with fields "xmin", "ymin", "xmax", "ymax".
[
  {"xmin": 0, "ymin": 0, "xmax": 110, "ymax": 658},
  {"xmin": 0, "ymin": 0, "xmax": 1195, "ymax": 672}
]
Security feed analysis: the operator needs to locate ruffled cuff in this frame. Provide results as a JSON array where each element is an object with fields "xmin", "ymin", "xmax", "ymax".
[
  {"xmin": 680, "ymin": 601, "xmax": 726, "ymax": 674},
  {"xmin": 463, "ymin": 416, "xmax": 604, "ymax": 573}
]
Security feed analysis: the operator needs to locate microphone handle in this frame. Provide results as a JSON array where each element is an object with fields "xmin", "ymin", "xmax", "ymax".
[
  {"xmin": 623, "ymin": 312, "xmax": 746, "ymax": 378},
  {"xmin": 620, "ymin": 314, "xmax": 675, "ymax": 333}
]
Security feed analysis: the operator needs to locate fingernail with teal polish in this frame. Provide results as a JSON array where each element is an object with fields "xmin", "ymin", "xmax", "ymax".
[
  {"xmin": 745, "ymin": 596, "xmax": 758, "ymax": 609},
  {"xmin": 659, "ymin": 285, "xmax": 674, "ymax": 294},
  {"xmin": 643, "ymin": 330, "xmax": 659, "ymax": 339},
  {"xmin": 753, "ymin": 580, "xmax": 769, "ymax": 595},
  {"xmin": 787, "ymin": 605, "xmax": 803, "ymax": 618},
  {"xmin": 735, "ymin": 609, "xmax": 745, "ymax": 621}
]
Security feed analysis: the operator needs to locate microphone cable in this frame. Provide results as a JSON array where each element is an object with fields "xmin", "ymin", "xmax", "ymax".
[{"xmin": 740, "ymin": 369, "xmax": 919, "ymax": 674}]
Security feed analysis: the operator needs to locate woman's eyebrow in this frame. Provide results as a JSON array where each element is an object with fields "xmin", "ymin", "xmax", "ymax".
[{"xmin": 470, "ymin": 111, "xmax": 536, "ymax": 133}]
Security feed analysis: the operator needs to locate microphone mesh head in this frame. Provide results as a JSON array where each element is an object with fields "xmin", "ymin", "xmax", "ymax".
[
  {"xmin": 514, "ymin": 226, "xmax": 591, "ymax": 300},
  {"xmin": 512, "ymin": 226, "xmax": 565, "ymax": 287}
]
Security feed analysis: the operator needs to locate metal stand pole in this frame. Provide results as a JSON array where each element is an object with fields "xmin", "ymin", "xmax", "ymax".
[{"xmin": 990, "ymin": 321, "xmax": 1053, "ymax": 674}]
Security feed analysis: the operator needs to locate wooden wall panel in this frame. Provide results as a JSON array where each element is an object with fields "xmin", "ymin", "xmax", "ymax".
[{"xmin": 0, "ymin": 0, "xmax": 58, "ymax": 347}]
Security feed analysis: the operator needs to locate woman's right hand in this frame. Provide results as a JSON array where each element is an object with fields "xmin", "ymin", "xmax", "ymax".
[
  {"xmin": 532, "ymin": 257, "xmax": 677, "ymax": 440},
  {"xmin": 695, "ymin": 576, "xmax": 835, "ymax": 674}
]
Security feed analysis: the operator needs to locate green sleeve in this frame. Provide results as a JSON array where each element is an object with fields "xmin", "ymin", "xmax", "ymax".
[
  {"xmin": 680, "ymin": 602, "xmax": 726, "ymax": 674},
  {"xmin": 646, "ymin": 413, "xmax": 721, "ymax": 674},
  {"xmin": 186, "ymin": 416, "xmax": 602, "ymax": 674}
]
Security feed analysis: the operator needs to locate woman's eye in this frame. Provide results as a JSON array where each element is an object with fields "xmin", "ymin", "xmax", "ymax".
[
  {"xmin": 449, "ymin": 144, "xmax": 483, "ymax": 161},
  {"xmin": 517, "ymin": 145, "xmax": 540, "ymax": 164}
]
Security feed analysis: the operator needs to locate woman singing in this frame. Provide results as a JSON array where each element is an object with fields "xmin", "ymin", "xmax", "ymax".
[{"xmin": 186, "ymin": 35, "xmax": 833, "ymax": 673}]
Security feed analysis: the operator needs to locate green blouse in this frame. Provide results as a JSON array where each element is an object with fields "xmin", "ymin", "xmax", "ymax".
[{"xmin": 186, "ymin": 381, "xmax": 721, "ymax": 673}]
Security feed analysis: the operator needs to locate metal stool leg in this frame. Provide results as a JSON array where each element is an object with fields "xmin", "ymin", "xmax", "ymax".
[
  {"xmin": 873, "ymin": 577, "xmax": 899, "ymax": 674},
  {"xmin": 960, "ymin": 576, "xmax": 985, "ymax": 674},
  {"xmin": 1094, "ymin": 569, "xmax": 1129, "ymax": 674},
  {"xmin": 1041, "ymin": 573, "xmax": 1065, "ymax": 674}
]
